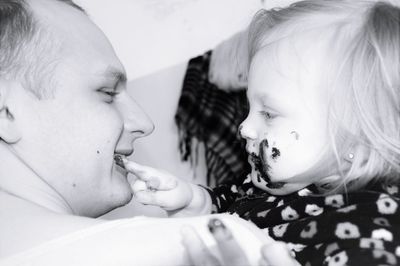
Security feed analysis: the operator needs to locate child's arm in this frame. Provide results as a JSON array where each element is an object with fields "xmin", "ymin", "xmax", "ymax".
[
  {"xmin": 122, "ymin": 158, "xmax": 254, "ymax": 216},
  {"xmin": 123, "ymin": 159, "xmax": 212, "ymax": 217}
]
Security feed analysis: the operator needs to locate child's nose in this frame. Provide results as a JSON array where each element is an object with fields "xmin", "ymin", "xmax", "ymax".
[{"xmin": 239, "ymin": 120, "xmax": 257, "ymax": 140}]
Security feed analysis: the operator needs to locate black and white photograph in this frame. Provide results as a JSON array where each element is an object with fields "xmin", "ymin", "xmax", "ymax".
[{"xmin": 1, "ymin": 0, "xmax": 400, "ymax": 265}]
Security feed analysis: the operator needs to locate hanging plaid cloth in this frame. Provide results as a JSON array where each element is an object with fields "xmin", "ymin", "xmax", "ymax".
[{"xmin": 175, "ymin": 51, "xmax": 250, "ymax": 186}]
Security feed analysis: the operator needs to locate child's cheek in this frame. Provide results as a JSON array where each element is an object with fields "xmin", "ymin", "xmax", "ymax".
[{"xmin": 265, "ymin": 131, "xmax": 301, "ymax": 172}]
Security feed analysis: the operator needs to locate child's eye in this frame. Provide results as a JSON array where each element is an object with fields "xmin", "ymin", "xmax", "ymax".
[{"xmin": 259, "ymin": 110, "xmax": 277, "ymax": 120}]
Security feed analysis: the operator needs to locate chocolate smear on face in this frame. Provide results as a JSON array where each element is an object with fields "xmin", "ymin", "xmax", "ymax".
[
  {"xmin": 114, "ymin": 154, "xmax": 125, "ymax": 168},
  {"xmin": 265, "ymin": 180, "xmax": 285, "ymax": 189},
  {"xmin": 259, "ymin": 139, "xmax": 270, "ymax": 175},
  {"xmin": 257, "ymin": 173, "xmax": 262, "ymax": 183},
  {"xmin": 249, "ymin": 139, "xmax": 286, "ymax": 189},
  {"xmin": 271, "ymin": 147, "xmax": 281, "ymax": 160}
]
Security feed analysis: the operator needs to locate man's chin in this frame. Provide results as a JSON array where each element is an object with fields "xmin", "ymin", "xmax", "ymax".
[
  {"xmin": 111, "ymin": 177, "xmax": 134, "ymax": 206},
  {"xmin": 93, "ymin": 189, "xmax": 133, "ymax": 217},
  {"xmin": 96, "ymin": 171, "xmax": 134, "ymax": 216}
]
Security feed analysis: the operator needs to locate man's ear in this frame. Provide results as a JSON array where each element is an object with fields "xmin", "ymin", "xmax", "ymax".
[{"xmin": 0, "ymin": 80, "xmax": 21, "ymax": 144}]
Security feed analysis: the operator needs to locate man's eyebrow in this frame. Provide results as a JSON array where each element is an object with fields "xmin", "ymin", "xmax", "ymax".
[{"xmin": 101, "ymin": 67, "xmax": 127, "ymax": 84}]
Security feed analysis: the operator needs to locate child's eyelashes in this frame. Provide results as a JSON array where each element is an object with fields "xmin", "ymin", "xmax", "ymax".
[{"xmin": 259, "ymin": 110, "xmax": 278, "ymax": 120}]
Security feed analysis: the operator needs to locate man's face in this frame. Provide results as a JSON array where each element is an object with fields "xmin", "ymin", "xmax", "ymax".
[
  {"xmin": 9, "ymin": 0, "xmax": 154, "ymax": 216},
  {"xmin": 240, "ymin": 35, "xmax": 332, "ymax": 195}
]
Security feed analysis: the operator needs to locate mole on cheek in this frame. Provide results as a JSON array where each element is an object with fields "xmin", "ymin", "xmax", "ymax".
[
  {"xmin": 72, "ymin": 183, "xmax": 77, "ymax": 188},
  {"xmin": 96, "ymin": 150, "xmax": 100, "ymax": 154}
]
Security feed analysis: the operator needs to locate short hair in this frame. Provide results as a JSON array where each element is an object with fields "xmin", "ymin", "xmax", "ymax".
[
  {"xmin": 0, "ymin": 0, "xmax": 84, "ymax": 98},
  {"xmin": 247, "ymin": 0, "xmax": 400, "ymax": 192}
]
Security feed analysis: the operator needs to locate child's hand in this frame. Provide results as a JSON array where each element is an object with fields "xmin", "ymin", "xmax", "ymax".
[
  {"xmin": 181, "ymin": 219, "xmax": 299, "ymax": 266},
  {"xmin": 123, "ymin": 159, "xmax": 211, "ymax": 216},
  {"xmin": 181, "ymin": 219, "xmax": 251, "ymax": 266}
]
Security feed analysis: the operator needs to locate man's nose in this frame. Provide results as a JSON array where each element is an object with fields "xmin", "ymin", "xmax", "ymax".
[
  {"xmin": 239, "ymin": 117, "xmax": 257, "ymax": 140},
  {"xmin": 120, "ymin": 94, "xmax": 155, "ymax": 138}
]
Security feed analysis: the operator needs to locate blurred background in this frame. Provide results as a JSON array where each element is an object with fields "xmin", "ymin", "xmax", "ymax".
[{"xmin": 74, "ymin": 0, "xmax": 298, "ymax": 218}]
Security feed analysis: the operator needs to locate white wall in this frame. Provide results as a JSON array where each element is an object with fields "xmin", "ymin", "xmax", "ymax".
[{"xmin": 75, "ymin": 0, "xmax": 298, "ymax": 79}]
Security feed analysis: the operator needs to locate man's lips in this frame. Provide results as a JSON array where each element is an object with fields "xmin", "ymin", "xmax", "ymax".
[
  {"xmin": 113, "ymin": 148, "xmax": 133, "ymax": 169},
  {"xmin": 113, "ymin": 154, "xmax": 129, "ymax": 178},
  {"xmin": 114, "ymin": 154, "xmax": 126, "ymax": 169},
  {"xmin": 115, "ymin": 149, "xmax": 134, "ymax": 157}
]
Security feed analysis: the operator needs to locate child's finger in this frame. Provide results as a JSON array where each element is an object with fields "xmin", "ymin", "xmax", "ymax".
[
  {"xmin": 134, "ymin": 190, "xmax": 156, "ymax": 205},
  {"xmin": 208, "ymin": 218, "xmax": 250, "ymax": 266},
  {"xmin": 181, "ymin": 225, "xmax": 220, "ymax": 266},
  {"xmin": 122, "ymin": 159, "xmax": 151, "ymax": 176},
  {"xmin": 146, "ymin": 176, "xmax": 178, "ymax": 191},
  {"xmin": 134, "ymin": 190, "xmax": 172, "ymax": 209},
  {"xmin": 131, "ymin": 179, "xmax": 148, "ymax": 194},
  {"xmin": 123, "ymin": 160, "xmax": 177, "ymax": 190},
  {"xmin": 134, "ymin": 190, "xmax": 187, "ymax": 210}
]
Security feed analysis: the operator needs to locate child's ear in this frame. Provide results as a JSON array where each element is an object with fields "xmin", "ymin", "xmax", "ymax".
[{"xmin": 0, "ymin": 80, "xmax": 21, "ymax": 144}]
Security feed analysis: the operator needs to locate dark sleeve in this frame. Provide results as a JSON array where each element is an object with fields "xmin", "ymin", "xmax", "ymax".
[{"xmin": 201, "ymin": 174, "xmax": 262, "ymax": 213}]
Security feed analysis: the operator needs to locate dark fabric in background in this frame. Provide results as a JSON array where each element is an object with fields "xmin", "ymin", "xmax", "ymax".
[{"xmin": 175, "ymin": 51, "xmax": 250, "ymax": 187}]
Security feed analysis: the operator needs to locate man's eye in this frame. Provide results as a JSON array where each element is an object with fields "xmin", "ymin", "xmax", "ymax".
[
  {"xmin": 103, "ymin": 91, "xmax": 118, "ymax": 97},
  {"xmin": 97, "ymin": 89, "xmax": 119, "ymax": 103}
]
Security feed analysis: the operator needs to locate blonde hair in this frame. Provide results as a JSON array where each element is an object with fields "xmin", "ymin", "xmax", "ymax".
[{"xmin": 248, "ymin": 0, "xmax": 400, "ymax": 192}]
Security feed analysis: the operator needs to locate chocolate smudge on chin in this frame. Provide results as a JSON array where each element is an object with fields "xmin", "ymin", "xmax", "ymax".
[
  {"xmin": 257, "ymin": 173, "xmax": 261, "ymax": 183},
  {"xmin": 265, "ymin": 181, "xmax": 285, "ymax": 189},
  {"xmin": 250, "ymin": 153, "xmax": 269, "ymax": 181},
  {"xmin": 259, "ymin": 139, "xmax": 270, "ymax": 175},
  {"xmin": 249, "ymin": 139, "xmax": 286, "ymax": 189}
]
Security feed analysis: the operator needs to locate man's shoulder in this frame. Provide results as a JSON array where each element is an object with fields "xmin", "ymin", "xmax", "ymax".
[{"xmin": 0, "ymin": 191, "xmax": 100, "ymax": 258}]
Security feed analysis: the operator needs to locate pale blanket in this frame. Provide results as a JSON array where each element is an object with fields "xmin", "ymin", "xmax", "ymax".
[{"xmin": 1, "ymin": 214, "xmax": 271, "ymax": 266}]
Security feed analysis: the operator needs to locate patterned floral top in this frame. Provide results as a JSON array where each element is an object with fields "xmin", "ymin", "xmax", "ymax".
[{"xmin": 205, "ymin": 177, "xmax": 400, "ymax": 265}]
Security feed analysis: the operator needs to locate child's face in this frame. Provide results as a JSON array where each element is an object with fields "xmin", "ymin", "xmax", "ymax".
[{"xmin": 241, "ymin": 36, "xmax": 332, "ymax": 195}]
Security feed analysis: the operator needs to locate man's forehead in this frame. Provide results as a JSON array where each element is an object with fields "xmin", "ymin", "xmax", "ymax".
[
  {"xmin": 30, "ymin": 0, "xmax": 124, "ymax": 75},
  {"xmin": 29, "ymin": 0, "xmax": 104, "ymax": 44}
]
